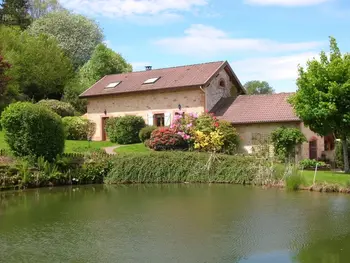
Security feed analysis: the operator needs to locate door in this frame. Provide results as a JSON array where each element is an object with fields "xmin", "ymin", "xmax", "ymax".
[
  {"xmin": 309, "ymin": 140, "xmax": 317, "ymax": 160},
  {"xmin": 102, "ymin": 117, "xmax": 109, "ymax": 141}
]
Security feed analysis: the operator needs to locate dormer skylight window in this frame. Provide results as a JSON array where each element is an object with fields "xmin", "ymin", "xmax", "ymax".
[
  {"xmin": 105, "ymin": 81, "xmax": 121, "ymax": 89},
  {"xmin": 143, "ymin": 77, "xmax": 160, "ymax": 84}
]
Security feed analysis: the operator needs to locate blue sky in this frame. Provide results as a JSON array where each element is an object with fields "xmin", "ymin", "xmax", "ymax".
[{"xmin": 60, "ymin": 0, "xmax": 350, "ymax": 92}]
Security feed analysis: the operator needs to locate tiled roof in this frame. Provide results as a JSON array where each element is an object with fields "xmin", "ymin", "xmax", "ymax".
[
  {"xmin": 215, "ymin": 93, "xmax": 300, "ymax": 124},
  {"xmin": 80, "ymin": 61, "xmax": 242, "ymax": 98}
]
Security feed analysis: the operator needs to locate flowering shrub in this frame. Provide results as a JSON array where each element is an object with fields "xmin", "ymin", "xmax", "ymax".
[
  {"xmin": 147, "ymin": 127, "xmax": 188, "ymax": 151},
  {"xmin": 194, "ymin": 130, "xmax": 224, "ymax": 152}
]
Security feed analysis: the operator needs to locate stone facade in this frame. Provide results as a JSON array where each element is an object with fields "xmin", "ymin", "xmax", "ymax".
[
  {"xmin": 86, "ymin": 68, "xmax": 238, "ymax": 141},
  {"xmin": 235, "ymin": 122, "xmax": 326, "ymax": 160}
]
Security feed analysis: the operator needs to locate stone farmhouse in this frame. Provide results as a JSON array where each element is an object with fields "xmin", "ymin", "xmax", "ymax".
[{"xmin": 80, "ymin": 61, "xmax": 335, "ymax": 160}]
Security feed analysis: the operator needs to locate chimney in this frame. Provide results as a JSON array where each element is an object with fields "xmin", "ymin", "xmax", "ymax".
[{"xmin": 145, "ymin": 66, "xmax": 152, "ymax": 71}]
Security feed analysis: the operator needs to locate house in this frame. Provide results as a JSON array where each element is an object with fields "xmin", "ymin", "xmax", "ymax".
[
  {"xmin": 79, "ymin": 61, "xmax": 245, "ymax": 141},
  {"xmin": 212, "ymin": 93, "xmax": 335, "ymax": 160},
  {"xmin": 80, "ymin": 61, "xmax": 334, "ymax": 160}
]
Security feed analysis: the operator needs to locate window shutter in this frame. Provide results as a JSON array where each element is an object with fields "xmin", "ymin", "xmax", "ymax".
[
  {"xmin": 164, "ymin": 112, "xmax": 171, "ymax": 126},
  {"xmin": 147, "ymin": 113, "xmax": 154, "ymax": 126}
]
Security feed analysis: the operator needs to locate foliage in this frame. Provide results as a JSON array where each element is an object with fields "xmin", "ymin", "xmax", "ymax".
[
  {"xmin": 0, "ymin": 54, "xmax": 11, "ymax": 97},
  {"xmin": 285, "ymin": 172, "xmax": 305, "ymax": 191},
  {"xmin": 0, "ymin": 0, "xmax": 31, "ymax": 29},
  {"xmin": 271, "ymin": 126, "xmax": 306, "ymax": 162},
  {"xmin": 139, "ymin": 125, "xmax": 157, "ymax": 142},
  {"xmin": 37, "ymin": 99, "xmax": 75, "ymax": 117},
  {"xmin": 244, "ymin": 80, "xmax": 275, "ymax": 95},
  {"xmin": 106, "ymin": 115, "xmax": 146, "ymax": 144},
  {"xmin": 0, "ymin": 26, "xmax": 73, "ymax": 100},
  {"xmin": 62, "ymin": 78, "xmax": 88, "ymax": 114},
  {"xmin": 28, "ymin": 10, "xmax": 103, "ymax": 68},
  {"xmin": 78, "ymin": 43, "xmax": 132, "ymax": 87},
  {"xmin": 28, "ymin": 0, "xmax": 63, "ymax": 19},
  {"xmin": 217, "ymin": 120, "xmax": 240, "ymax": 154},
  {"xmin": 62, "ymin": 116, "xmax": 95, "ymax": 141},
  {"xmin": 299, "ymin": 159, "xmax": 327, "ymax": 169},
  {"xmin": 194, "ymin": 130, "xmax": 224, "ymax": 152},
  {"xmin": 0, "ymin": 102, "xmax": 64, "ymax": 160},
  {"xmin": 104, "ymin": 152, "xmax": 277, "ymax": 185},
  {"xmin": 289, "ymin": 37, "xmax": 350, "ymax": 172},
  {"xmin": 147, "ymin": 127, "xmax": 187, "ymax": 151}
]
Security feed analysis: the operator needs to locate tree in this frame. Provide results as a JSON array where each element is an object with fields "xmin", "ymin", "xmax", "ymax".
[
  {"xmin": 0, "ymin": 26, "xmax": 74, "ymax": 100},
  {"xmin": 271, "ymin": 126, "xmax": 306, "ymax": 163},
  {"xmin": 244, "ymin": 80, "xmax": 275, "ymax": 95},
  {"xmin": 28, "ymin": 10, "xmax": 103, "ymax": 68},
  {"xmin": 0, "ymin": 0, "xmax": 31, "ymax": 29},
  {"xmin": 0, "ymin": 54, "xmax": 11, "ymax": 97},
  {"xmin": 28, "ymin": 0, "xmax": 62, "ymax": 19},
  {"xmin": 289, "ymin": 37, "xmax": 350, "ymax": 172}
]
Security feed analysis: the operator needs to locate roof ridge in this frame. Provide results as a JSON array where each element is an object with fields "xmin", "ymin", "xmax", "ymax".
[
  {"xmin": 107, "ymin": 61, "xmax": 225, "ymax": 76},
  {"xmin": 237, "ymin": 92, "xmax": 295, "ymax": 97}
]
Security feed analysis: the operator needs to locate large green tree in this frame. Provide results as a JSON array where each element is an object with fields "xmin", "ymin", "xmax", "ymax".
[
  {"xmin": 290, "ymin": 37, "xmax": 350, "ymax": 172},
  {"xmin": 28, "ymin": 0, "xmax": 62, "ymax": 19},
  {"xmin": 0, "ymin": 54, "xmax": 11, "ymax": 97},
  {"xmin": 63, "ymin": 43, "xmax": 132, "ymax": 114},
  {"xmin": 0, "ymin": 0, "xmax": 31, "ymax": 29},
  {"xmin": 0, "ymin": 26, "xmax": 73, "ymax": 101},
  {"xmin": 28, "ymin": 10, "xmax": 103, "ymax": 68},
  {"xmin": 244, "ymin": 80, "xmax": 275, "ymax": 95}
]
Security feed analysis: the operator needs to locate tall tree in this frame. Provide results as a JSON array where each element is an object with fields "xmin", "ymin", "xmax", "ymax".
[
  {"xmin": 244, "ymin": 80, "xmax": 275, "ymax": 95},
  {"xmin": 28, "ymin": 0, "xmax": 63, "ymax": 19},
  {"xmin": 290, "ymin": 37, "xmax": 350, "ymax": 172},
  {"xmin": 63, "ymin": 44, "xmax": 132, "ymax": 114},
  {"xmin": 0, "ymin": 0, "xmax": 31, "ymax": 29},
  {"xmin": 0, "ymin": 26, "xmax": 73, "ymax": 101},
  {"xmin": 28, "ymin": 10, "xmax": 103, "ymax": 68},
  {"xmin": 0, "ymin": 54, "xmax": 11, "ymax": 97}
]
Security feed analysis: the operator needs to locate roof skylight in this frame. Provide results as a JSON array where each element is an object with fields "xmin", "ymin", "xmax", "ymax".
[
  {"xmin": 143, "ymin": 77, "xmax": 160, "ymax": 84},
  {"xmin": 105, "ymin": 81, "xmax": 121, "ymax": 89}
]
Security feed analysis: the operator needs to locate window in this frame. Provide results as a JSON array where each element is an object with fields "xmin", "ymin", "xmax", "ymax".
[
  {"xmin": 105, "ymin": 81, "xmax": 121, "ymax": 89},
  {"xmin": 219, "ymin": 79, "xmax": 226, "ymax": 88},
  {"xmin": 143, "ymin": 77, "xmax": 160, "ymax": 84},
  {"xmin": 154, "ymin": 113, "xmax": 165, "ymax": 127}
]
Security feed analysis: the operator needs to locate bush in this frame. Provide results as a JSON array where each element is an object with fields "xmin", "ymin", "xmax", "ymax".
[
  {"xmin": 139, "ymin": 125, "xmax": 157, "ymax": 142},
  {"xmin": 147, "ymin": 127, "xmax": 188, "ymax": 151},
  {"xmin": 106, "ymin": 116, "xmax": 146, "ymax": 144},
  {"xmin": 104, "ymin": 151, "xmax": 266, "ymax": 184},
  {"xmin": 285, "ymin": 171, "xmax": 305, "ymax": 191},
  {"xmin": 37, "ymin": 99, "xmax": 75, "ymax": 117},
  {"xmin": 299, "ymin": 159, "xmax": 327, "ymax": 169},
  {"xmin": 218, "ymin": 120, "xmax": 240, "ymax": 154},
  {"xmin": 62, "ymin": 116, "xmax": 96, "ymax": 140},
  {"xmin": 1, "ymin": 102, "xmax": 65, "ymax": 161}
]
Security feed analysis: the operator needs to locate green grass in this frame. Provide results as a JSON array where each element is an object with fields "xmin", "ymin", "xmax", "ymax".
[
  {"xmin": 302, "ymin": 170, "xmax": 350, "ymax": 186},
  {"xmin": 114, "ymin": 143, "xmax": 150, "ymax": 153},
  {"xmin": 0, "ymin": 131, "xmax": 115, "ymax": 154}
]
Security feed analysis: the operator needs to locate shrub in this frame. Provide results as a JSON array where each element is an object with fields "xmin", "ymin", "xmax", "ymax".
[
  {"xmin": 106, "ymin": 116, "xmax": 146, "ymax": 144},
  {"xmin": 37, "ymin": 99, "xmax": 75, "ymax": 117},
  {"xmin": 62, "ymin": 116, "xmax": 96, "ymax": 140},
  {"xmin": 147, "ymin": 127, "xmax": 188, "ymax": 151},
  {"xmin": 1, "ymin": 102, "xmax": 65, "ymax": 161},
  {"xmin": 299, "ymin": 159, "xmax": 327, "ymax": 169},
  {"xmin": 104, "ymin": 151, "xmax": 265, "ymax": 184},
  {"xmin": 218, "ymin": 120, "xmax": 240, "ymax": 154},
  {"xmin": 139, "ymin": 126, "xmax": 157, "ymax": 142},
  {"xmin": 285, "ymin": 172, "xmax": 305, "ymax": 191}
]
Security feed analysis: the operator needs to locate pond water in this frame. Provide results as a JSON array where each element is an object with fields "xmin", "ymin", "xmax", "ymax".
[{"xmin": 1, "ymin": 185, "xmax": 350, "ymax": 263}]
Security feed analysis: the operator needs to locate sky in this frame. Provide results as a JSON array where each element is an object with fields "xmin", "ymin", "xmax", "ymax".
[{"xmin": 59, "ymin": 0, "xmax": 350, "ymax": 92}]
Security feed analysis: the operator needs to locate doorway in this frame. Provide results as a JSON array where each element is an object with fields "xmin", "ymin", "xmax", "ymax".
[
  {"xmin": 102, "ymin": 117, "xmax": 109, "ymax": 141},
  {"xmin": 309, "ymin": 140, "xmax": 317, "ymax": 160}
]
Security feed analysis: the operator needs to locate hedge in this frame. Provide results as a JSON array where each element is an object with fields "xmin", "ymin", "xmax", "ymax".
[
  {"xmin": 37, "ymin": 99, "xmax": 75, "ymax": 117},
  {"xmin": 62, "ymin": 116, "xmax": 96, "ymax": 140},
  {"xmin": 106, "ymin": 116, "xmax": 146, "ymax": 144}
]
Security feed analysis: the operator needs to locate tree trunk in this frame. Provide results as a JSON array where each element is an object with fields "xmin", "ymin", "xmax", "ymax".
[{"xmin": 342, "ymin": 135, "xmax": 350, "ymax": 173}]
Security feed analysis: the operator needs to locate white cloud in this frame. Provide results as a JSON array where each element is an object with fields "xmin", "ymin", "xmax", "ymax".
[
  {"xmin": 245, "ymin": 0, "xmax": 330, "ymax": 6},
  {"xmin": 231, "ymin": 52, "xmax": 318, "ymax": 83},
  {"xmin": 60, "ymin": 0, "xmax": 207, "ymax": 18},
  {"xmin": 131, "ymin": 62, "xmax": 152, "ymax": 71},
  {"xmin": 154, "ymin": 24, "xmax": 323, "ymax": 56}
]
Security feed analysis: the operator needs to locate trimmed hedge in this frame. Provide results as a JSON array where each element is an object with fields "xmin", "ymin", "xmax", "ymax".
[
  {"xmin": 37, "ymin": 99, "xmax": 75, "ymax": 117},
  {"xmin": 104, "ymin": 151, "xmax": 280, "ymax": 184},
  {"xmin": 139, "ymin": 125, "xmax": 157, "ymax": 142},
  {"xmin": 1, "ymin": 102, "xmax": 65, "ymax": 160},
  {"xmin": 106, "ymin": 116, "xmax": 146, "ymax": 144},
  {"xmin": 62, "ymin": 116, "xmax": 96, "ymax": 140}
]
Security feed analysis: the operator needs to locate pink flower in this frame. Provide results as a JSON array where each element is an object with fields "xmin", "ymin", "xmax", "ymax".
[{"xmin": 187, "ymin": 123, "xmax": 193, "ymax": 128}]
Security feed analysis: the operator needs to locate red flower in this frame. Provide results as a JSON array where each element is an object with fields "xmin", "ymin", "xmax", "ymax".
[{"xmin": 214, "ymin": 122, "xmax": 219, "ymax": 128}]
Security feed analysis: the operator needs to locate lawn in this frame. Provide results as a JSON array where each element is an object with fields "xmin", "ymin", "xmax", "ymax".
[
  {"xmin": 302, "ymin": 170, "xmax": 350, "ymax": 186},
  {"xmin": 115, "ymin": 143, "xmax": 150, "ymax": 153},
  {"xmin": 0, "ymin": 131, "xmax": 115, "ymax": 154}
]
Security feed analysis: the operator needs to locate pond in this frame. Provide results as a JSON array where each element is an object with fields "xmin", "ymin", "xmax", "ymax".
[{"xmin": 1, "ymin": 185, "xmax": 350, "ymax": 263}]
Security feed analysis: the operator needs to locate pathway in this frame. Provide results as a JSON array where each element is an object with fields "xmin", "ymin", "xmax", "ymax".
[{"xmin": 103, "ymin": 146, "xmax": 120, "ymax": 155}]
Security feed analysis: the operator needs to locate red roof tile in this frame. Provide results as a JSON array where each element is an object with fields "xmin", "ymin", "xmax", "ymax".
[
  {"xmin": 215, "ymin": 93, "xmax": 300, "ymax": 124},
  {"xmin": 80, "ymin": 61, "xmax": 241, "ymax": 98}
]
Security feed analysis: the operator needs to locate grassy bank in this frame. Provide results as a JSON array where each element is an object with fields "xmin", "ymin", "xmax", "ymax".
[{"xmin": 302, "ymin": 170, "xmax": 350, "ymax": 186}]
